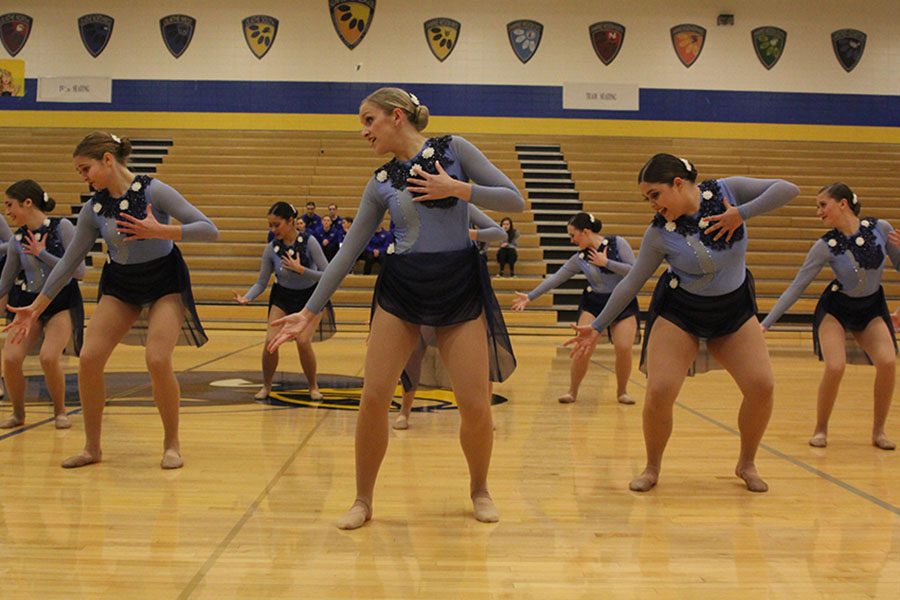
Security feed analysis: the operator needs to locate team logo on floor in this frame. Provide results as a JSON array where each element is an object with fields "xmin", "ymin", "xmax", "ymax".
[
  {"xmin": 507, "ymin": 20, "xmax": 543, "ymax": 64},
  {"xmin": 0, "ymin": 13, "xmax": 32, "ymax": 57},
  {"xmin": 329, "ymin": 0, "xmax": 375, "ymax": 50},
  {"xmin": 589, "ymin": 21, "xmax": 625, "ymax": 66},
  {"xmin": 751, "ymin": 26, "xmax": 786, "ymax": 70},
  {"xmin": 670, "ymin": 24, "xmax": 706, "ymax": 68},
  {"xmin": 831, "ymin": 29, "xmax": 866, "ymax": 72},
  {"xmin": 424, "ymin": 18, "xmax": 460, "ymax": 62},
  {"xmin": 242, "ymin": 15, "xmax": 278, "ymax": 59},
  {"xmin": 160, "ymin": 14, "xmax": 196, "ymax": 59},
  {"xmin": 29, "ymin": 372, "xmax": 508, "ymax": 411}
]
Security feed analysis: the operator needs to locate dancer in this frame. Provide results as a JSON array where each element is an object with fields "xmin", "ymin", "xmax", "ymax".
[
  {"xmin": 761, "ymin": 183, "xmax": 897, "ymax": 450},
  {"xmin": 269, "ymin": 87, "xmax": 523, "ymax": 528},
  {"xmin": 0, "ymin": 180, "xmax": 84, "ymax": 429},
  {"xmin": 513, "ymin": 212, "xmax": 638, "ymax": 405},
  {"xmin": 234, "ymin": 201, "xmax": 336, "ymax": 402},
  {"xmin": 0, "ymin": 212, "xmax": 12, "ymax": 399},
  {"xmin": 5, "ymin": 132, "xmax": 218, "ymax": 469},
  {"xmin": 567, "ymin": 154, "xmax": 799, "ymax": 493},
  {"xmin": 393, "ymin": 206, "xmax": 506, "ymax": 430}
]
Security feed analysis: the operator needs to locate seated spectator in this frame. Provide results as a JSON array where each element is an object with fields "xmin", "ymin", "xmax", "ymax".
[
  {"xmin": 301, "ymin": 202, "xmax": 322, "ymax": 236},
  {"xmin": 364, "ymin": 224, "xmax": 392, "ymax": 275},
  {"xmin": 327, "ymin": 203, "xmax": 344, "ymax": 231},
  {"xmin": 316, "ymin": 215, "xmax": 343, "ymax": 261},
  {"xmin": 496, "ymin": 217, "xmax": 519, "ymax": 277}
]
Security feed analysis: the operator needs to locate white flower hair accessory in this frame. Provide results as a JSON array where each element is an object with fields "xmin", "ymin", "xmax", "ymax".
[
  {"xmin": 375, "ymin": 170, "xmax": 388, "ymax": 183},
  {"xmin": 679, "ymin": 157, "xmax": 692, "ymax": 172},
  {"xmin": 43, "ymin": 192, "xmax": 49, "ymax": 203},
  {"xmin": 408, "ymin": 92, "xmax": 420, "ymax": 107},
  {"xmin": 827, "ymin": 238, "xmax": 838, "ymax": 247},
  {"xmin": 111, "ymin": 134, "xmax": 121, "ymax": 144},
  {"xmin": 588, "ymin": 213, "xmax": 595, "ymax": 223},
  {"xmin": 422, "ymin": 147, "xmax": 435, "ymax": 159},
  {"xmin": 131, "ymin": 181, "xmax": 142, "ymax": 192},
  {"xmin": 851, "ymin": 193, "xmax": 858, "ymax": 205},
  {"xmin": 701, "ymin": 190, "xmax": 713, "ymax": 200},
  {"xmin": 664, "ymin": 221, "xmax": 677, "ymax": 232}
]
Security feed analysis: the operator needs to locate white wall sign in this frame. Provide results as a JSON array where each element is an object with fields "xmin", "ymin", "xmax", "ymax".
[
  {"xmin": 563, "ymin": 82, "xmax": 639, "ymax": 111},
  {"xmin": 37, "ymin": 77, "xmax": 112, "ymax": 103}
]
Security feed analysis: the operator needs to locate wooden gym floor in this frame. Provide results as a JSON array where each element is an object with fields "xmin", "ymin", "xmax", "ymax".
[{"xmin": 0, "ymin": 329, "xmax": 897, "ymax": 599}]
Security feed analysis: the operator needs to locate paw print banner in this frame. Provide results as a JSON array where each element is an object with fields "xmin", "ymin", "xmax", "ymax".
[
  {"xmin": 160, "ymin": 14, "xmax": 196, "ymax": 59},
  {"xmin": 330, "ymin": 0, "xmax": 375, "ymax": 50},
  {"xmin": 831, "ymin": 29, "xmax": 866, "ymax": 72},
  {"xmin": 752, "ymin": 26, "xmax": 786, "ymax": 70},
  {"xmin": 507, "ymin": 20, "xmax": 543, "ymax": 64},
  {"xmin": 0, "ymin": 13, "xmax": 32, "ymax": 57},
  {"xmin": 424, "ymin": 18, "xmax": 460, "ymax": 62},
  {"xmin": 78, "ymin": 14, "xmax": 114, "ymax": 58},
  {"xmin": 670, "ymin": 24, "xmax": 706, "ymax": 68},
  {"xmin": 589, "ymin": 21, "xmax": 625, "ymax": 66},
  {"xmin": 243, "ymin": 15, "xmax": 278, "ymax": 59}
]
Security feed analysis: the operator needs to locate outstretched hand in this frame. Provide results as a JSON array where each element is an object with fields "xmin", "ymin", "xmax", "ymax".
[
  {"xmin": 704, "ymin": 198, "xmax": 743, "ymax": 242},
  {"xmin": 511, "ymin": 292, "xmax": 530, "ymax": 311},
  {"xmin": 564, "ymin": 323, "xmax": 601, "ymax": 360},
  {"xmin": 267, "ymin": 308, "xmax": 315, "ymax": 352},
  {"xmin": 3, "ymin": 303, "xmax": 40, "ymax": 345},
  {"xmin": 233, "ymin": 290, "xmax": 251, "ymax": 305}
]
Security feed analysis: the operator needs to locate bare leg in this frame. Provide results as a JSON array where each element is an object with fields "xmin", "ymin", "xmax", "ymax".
[
  {"xmin": 145, "ymin": 294, "xmax": 187, "ymax": 469},
  {"xmin": 631, "ymin": 317, "xmax": 698, "ymax": 492},
  {"xmin": 0, "ymin": 322, "xmax": 43, "ymax": 428},
  {"xmin": 561, "ymin": 311, "xmax": 600, "ymax": 403},
  {"xmin": 708, "ymin": 317, "xmax": 775, "ymax": 492},
  {"xmin": 811, "ymin": 315, "xmax": 847, "ymax": 447},
  {"xmin": 393, "ymin": 388, "xmax": 415, "ymax": 430},
  {"xmin": 852, "ymin": 318, "xmax": 896, "ymax": 450},
  {"xmin": 257, "ymin": 306, "xmax": 285, "ymax": 400},
  {"xmin": 63, "ymin": 295, "xmax": 140, "ymax": 468},
  {"xmin": 39, "ymin": 311, "xmax": 75, "ymax": 429},
  {"xmin": 436, "ymin": 315, "xmax": 497, "ymax": 522},
  {"xmin": 610, "ymin": 316, "xmax": 638, "ymax": 404},
  {"xmin": 336, "ymin": 308, "xmax": 419, "ymax": 530},
  {"xmin": 296, "ymin": 312, "xmax": 324, "ymax": 400}
]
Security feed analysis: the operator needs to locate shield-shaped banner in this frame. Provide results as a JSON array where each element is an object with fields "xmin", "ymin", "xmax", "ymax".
[
  {"xmin": 78, "ymin": 14, "xmax": 114, "ymax": 58},
  {"xmin": 160, "ymin": 14, "xmax": 196, "ymax": 59},
  {"xmin": 589, "ymin": 21, "xmax": 625, "ymax": 66},
  {"xmin": 424, "ymin": 18, "xmax": 460, "ymax": 62},
  {"xmin": 751, "ymin": 26, "xmax": 786, "ymax": 70},
  {"xmin": 243, "ymin": 15, "xmax": 278, "ymax": 59},
  {"xmin": 329, "ymin": 0, "xmax": 375, "ymax": 50},
  {"xmin": 670, "ymin": 24, "xmax": 706, "ymax": 68},
  {"xmin": 0, "ymin": 13, "xmax": 32, "ymax": 57},
  {"xmin": 507, "ymin": 20, "xmax": 543, "ymax": 64},
  {"xmin": 831, "ymin": 29, "xmax": 867, "ymax": 72}
]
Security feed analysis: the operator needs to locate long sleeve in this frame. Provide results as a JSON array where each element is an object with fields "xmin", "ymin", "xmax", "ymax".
[
  {"xmin": 41, "ymin": 203, "xmax": 101, "ymax": 300},
  {"xmin": 760, "ymin": 241, "xmax": 830, "ymax": 328},
  {"xmin": 467, "ymin": 205, "xmax": 506, "ymax": 243},
  {"xmin": 506, "ymin": 230, "xmax": 520, "ymax": 249},
  {"xmin": 527, "ymin": 255, "xmax": 580, "ymax": 300},
  {"xmin": 244, "ymin": 246, "xmax": 275, "ymax": 301},
  {"xmin": 305, "ymin": 179, "xmax": 387, "ymax": 314},
  {"xmin": 604, "ymin": 236, "xmax": 635, "ymax": 277},
  {"xmin": 0, "ymin": 242, "xmax": 21, "ymax": 298},
  {"xmin": 877, "ymin": 220, "xmax": 900, "ymax": 271},
  {"xmin": 591, "ymin": 227, "xmax": 667, "ymax": 332},
  {"xmin": 452, "ymin": 137, "xmax": 525, "ymax": 213},
  {"xmin": 38, "ymin": 220, "xmax": 86, "ymax": 280},
  {"xmin": 146, "ymin": 179, "xmax": 218, "ymax": 242},
  {"xmin": 304, "ymin": 236, "xmax": 327, "ymax": 281},
  {"xmin": 0, "ymin": 217, "xmax": 12, "ymax": 257},
  {"xmin": 722, "ymin": 176, "xmax": 800, "ymax": 221}
]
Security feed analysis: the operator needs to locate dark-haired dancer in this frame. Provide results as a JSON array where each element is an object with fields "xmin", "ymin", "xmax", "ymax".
[
  {"xmin": 568, "ymin": 154, "xmax": 799, "ymax": 492},
  {"xmin": 513, "ymin": 212, "xmax": 638, "ymax": 405},
  {"xmin": 0, "ymin": 180, "xmax": 84, "ymax": 429},
  {"xmin": 5, "ymin": 132, "xmax": 218, "ymax": 469},
  {"xmin": 0, "ymin": 212, "xmax": 12, "ymax": 400},
  {"xmin": 234, "ymin": 202, "xmax": 336, "ymax": 402},
  {"xmin": 269, "ymin": 87, "xmax": 524, "ymax": 528},
  {"xmin": 762, "ymin": 183, "xmax": 898, "ymax": 450}
]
